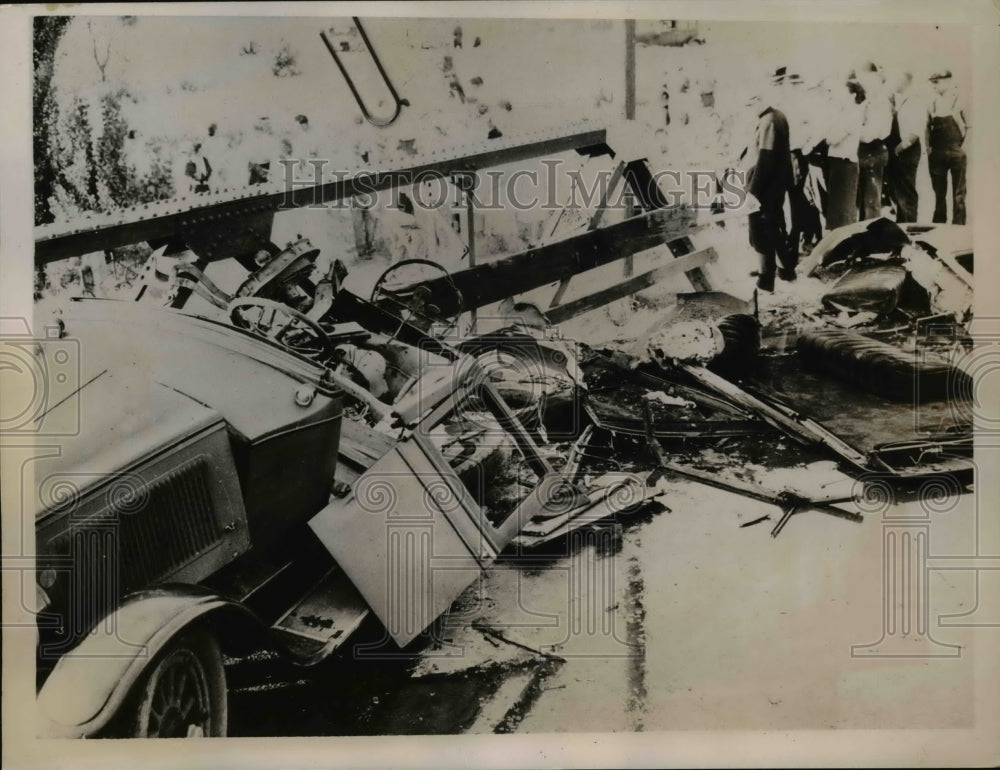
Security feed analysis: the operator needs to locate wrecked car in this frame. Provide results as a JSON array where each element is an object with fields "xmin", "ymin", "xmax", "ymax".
[{"xmin": 32, "ymin": 287, "xmax": 586, "ymax": 738}]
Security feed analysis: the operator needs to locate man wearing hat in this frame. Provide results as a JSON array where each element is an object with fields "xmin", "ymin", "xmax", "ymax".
[
  {"xmin": 927, "ymin": 69, "xmax": 968, "ymax": 224},
  {"xmin": 742, "ymin": 69, "xmax": 795, "ymax": 292}
]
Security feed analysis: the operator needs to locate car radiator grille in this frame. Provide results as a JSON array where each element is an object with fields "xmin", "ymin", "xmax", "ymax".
[
  {"xmin": 117, "ymin": 457, "xmax": 222, "ymax": 590},
  {"xmin": 69, "ymin": 457, "xmax": 222, "ymax": 601}
]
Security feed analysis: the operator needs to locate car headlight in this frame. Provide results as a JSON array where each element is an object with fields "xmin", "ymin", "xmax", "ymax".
[{"xmin": 35, "ymin": 583, "xmax": 52, "ymax": 614}]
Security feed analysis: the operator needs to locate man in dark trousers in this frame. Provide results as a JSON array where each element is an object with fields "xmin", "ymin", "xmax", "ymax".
[
  {"xmin": 782, "ymin": 72, "xmax": 823, "ymax": 255},
  {"xmin": 184, "ymin": 142, "xmax": 212, "ymax": 194},
  {"xmin": 855, "ymin": 62, "xmax": 893, "ymax": 220},
  {"xmin": 927, "ymin": 70, "xmax": 968, "ymax": 224},
  {"xmin": 885, "ymin": 71, "xmax": 926, "ymax": 222},
  {"xmin": 744, "ymin": 75, "xmax": 795, "ymax": 293}
]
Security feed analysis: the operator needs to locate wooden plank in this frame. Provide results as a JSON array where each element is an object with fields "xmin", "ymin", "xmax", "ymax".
[
  {"xmin": 549, "ymin": 277, "xmax": 573, "ymax": 308},
  {"xmin": 618, "ymin": 160, "xmax": 712, "ymax": 291},
  {"xmin": 408, "ymin": 204, "xmax": 697, "ymax": 316},
  {"xmin": 466, "ymin": 183, "xmax": 477, "ymax": 334},
  {"xmin": 546, "ymin": 247, "xmax": 717, "ymax": 324},
  {"xmin": 680, "ymin": 364, "xmax": 871, "ymax": 469},
  {"xmin": 623, "ymin": 159, "xmax": 672, "ymax": 210},
  {"xmin": 625, "ymin": 20, "xmax": 636, "ymax": 120},
  {"xmin": 588, "ymin": 161, "xmax": 627, "ymax": 231},
  {"xmin": 659, "ymin": 461, "xmax": 859, "ymax": 520},
  {"xmin": 663, "ymin": 234, "xmax": 713, "ymax": 291},
  {"xmin": 685, "ymin": 268, "xmax": 713, "ymax": 292},
  {"xmin": 589, "ymin": 355, "xmax": 753, "ymax": 418}
]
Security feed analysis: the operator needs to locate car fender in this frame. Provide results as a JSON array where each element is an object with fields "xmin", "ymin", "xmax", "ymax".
[{"xmin": 37, "ymin": 585, "xmax": 258, "ymax": 738}]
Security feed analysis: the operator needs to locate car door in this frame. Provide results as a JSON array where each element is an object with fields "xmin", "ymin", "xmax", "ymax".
[{"xmin": 308, "ymin": 366, "xmax": 579, "ymax": 647}]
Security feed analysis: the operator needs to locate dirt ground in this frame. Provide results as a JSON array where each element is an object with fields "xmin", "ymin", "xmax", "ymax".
[{"xmin": 227, "ymin": 474, "xmax": 982, "ymax": 735}]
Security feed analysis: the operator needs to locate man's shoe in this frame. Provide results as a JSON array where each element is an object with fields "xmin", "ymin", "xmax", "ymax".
[
  {"xmin": 778, "ymin": 268, "xmax": 797, "ymax": 282},
  {"xmin": 756, "ymin": 277, "xmax": 775, "ymax": 293}
]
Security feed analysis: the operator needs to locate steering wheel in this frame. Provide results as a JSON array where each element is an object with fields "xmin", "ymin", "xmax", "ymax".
[
  {"xmin": 370, "ymin": 259, "xmax": 464, "ymax": 336},
  {"xmin": 228, "ymin": 297, "xmax": 333, "ymax": 361}
]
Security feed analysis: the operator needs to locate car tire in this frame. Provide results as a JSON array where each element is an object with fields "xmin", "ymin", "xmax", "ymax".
[{"xmin": 126, "ymin": 627, "xmax": 228, "ymax": 738}]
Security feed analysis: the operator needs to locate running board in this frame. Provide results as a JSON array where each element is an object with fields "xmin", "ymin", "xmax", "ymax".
[{"xmin": 270, "ymin": 566, "xmax": 371, "ymax": 666}]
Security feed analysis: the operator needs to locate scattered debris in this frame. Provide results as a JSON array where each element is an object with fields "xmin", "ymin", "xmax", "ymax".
[
  {"xmin": 648, "ymin": 320, "xmax": 725, "ymax": 365},
  {"xmin": 561, "ymin": 424, "xmax": 594, "ymax": 482},
  {"xmin": 739, "ymin": 514, "xmax": 771, "ymax": 528},
  {"xmin": 644, "ymin": 391, "xmax": 695, "ymax": 408},
  {"xmin": 471, "ymin": 622, "xmax": 567, "ymax": 663},
  {"xmin": 656, "ymin": 459, "xmax": 862, "ymax": 538}
]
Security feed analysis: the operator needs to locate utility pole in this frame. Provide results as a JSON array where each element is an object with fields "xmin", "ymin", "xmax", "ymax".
[
  {"xmin": 625, "ymin": 19, "xmax": 636, "ymax": 121},
  {"xmin": 624, "ymin": 19, "xmax": 638, "ymax": 234}
]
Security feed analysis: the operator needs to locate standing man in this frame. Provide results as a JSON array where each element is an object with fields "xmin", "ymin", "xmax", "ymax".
[
  {"xmin": 743, "ymin": 74, "xmax": 795, "ymax": 292},
  {"xmin": 783, "ymin": 72, "xmax": 823, "ymax": 255},
  {"xmin": 799, "ymin": 77, "xmax": 832, "ymax": 234},
  {"xmin": 201, "ymin": 122, "xmax": 229, "ymax": 189},
  {"xmin": 927, "ymin": 70, "xmax": 968, "ymax": 224},
  {"xmin": 855, "ymin": 62, "xmax": 893, "ymax": 220},
  {"xmin": 352, "ymin": 141, "xmax": 377, "ymax": 259},
  {"xmin": 885, "ymin": 71, "xmax": 926, "ymax": 223},
  {"xmin": 184, "ymin": 142, "xmax": 212, "ymax": 194},
  {"xmin": 287, "ymin": 114, "xmax": 321, "ymax": 182},
  {"xmin": 247, "ymin": 117, "xmax": 281, "ymax": 186},
  {"xmin": 823, "ymin": 77, "xmax": 864, "ymax": 230}
]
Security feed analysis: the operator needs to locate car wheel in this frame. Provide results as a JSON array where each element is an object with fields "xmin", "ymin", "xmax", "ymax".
[{"xmin": 129, "ymin": 628, "xmax": 227, "ymax": 738}]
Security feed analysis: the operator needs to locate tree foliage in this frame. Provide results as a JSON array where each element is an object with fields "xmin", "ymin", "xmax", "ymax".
[
  {"xmin": 33, "ymin": 16, "xmax": 73, "ymax": 224},
  {"xmin": 55, "ymin": 95, "xmax": 100, "ymax": 213},
  {"xmin": 36, "ymin": 18, "xmax": 177, "ymax": 223},
  {"xmin": 273, "ymin": 43, "xmax": 300, "ymax": 77},
  {"xmin": 97, "ymin": 89, "xmax": 133, "ymax": 208}
]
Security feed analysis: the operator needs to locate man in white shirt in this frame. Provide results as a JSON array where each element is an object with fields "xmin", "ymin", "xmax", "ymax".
[
  {"xmin": 855, "ymin": 62, "xmax": 894, "ymax": 220},
  {"xmin": 175, "ymin": 141, "xmax": 211, "ymax": 195},
  {"xmin": 184, "ymin": 142, "xmax": 212, "ymax": 194},
  {"xmin": 823, "ymin": 78, "xmax": 864, "ymax": 230},
  {"xmin": 200, "ymin": 122, "xmax": 229, "ymax": 190},
  {"xmin": 286, "ymin": 114, "xmax": 323, "ymax": 183},
  {"xmin": 798, "ymin": 78, "xmax": 833, "ymax": 233},
  {"xmin": 246, "ymin": 117, "xmax": 282, "ymax": 186},
  {"xmin": 927, "ymin": 70, "xmax": 968, "ymax": 224},
  {"xmin": 885, "ymin": 71, "xmax": 927, "ymax": 222}
]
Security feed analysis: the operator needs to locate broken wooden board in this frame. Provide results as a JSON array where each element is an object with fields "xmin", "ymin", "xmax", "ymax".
[
  {"xmin": 546, "ymin": 247, "xmax": 718, "ymax": 324},
  {"xmin": 588, "ymin": 352, "xmax": 754, "ymax": 419},
  {"xmin": 655, "ymin": 458, "xmax": 862, "ymax": 537},
  {"xmin": 408, "ymin": 204, "xmax": 698, "ymax": 316},
  {"xmin": 586, "ymin": 160, "xmax": 628, "ymax": 231},
  {"xmin": 678, "ymin": 363, "xmax": 872, "ymax": 471},
  {"xmin": 584, "ymin": 407, "xmax": 769, "ymax": 439}
]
